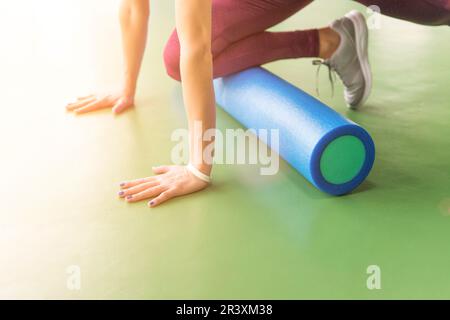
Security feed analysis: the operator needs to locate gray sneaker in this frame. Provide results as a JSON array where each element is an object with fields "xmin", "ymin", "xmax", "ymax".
[{"xmin": 314, "ymin": 10, "xmax": 372, "ymax": 109}]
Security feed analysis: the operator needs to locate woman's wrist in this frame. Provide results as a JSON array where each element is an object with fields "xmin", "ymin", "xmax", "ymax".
[
  {"xmin": 186, "ymin": 163, "xmax": 212, "ymax": 184},
  {"xmin": 122, "ymin": 72, "xmax": 138, "ymax": 97},
  {"xmin": 122, "ymin": 85, "xmax": 136, "ymax": 99},
  {"xmin": 189, "ymin": 161, "xmax": 212, "ymax": 176}
]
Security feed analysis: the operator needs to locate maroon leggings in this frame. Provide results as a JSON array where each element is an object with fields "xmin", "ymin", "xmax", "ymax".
[{"xmin": 164, "ymin": 0, "xmax": 450, "ymax": 81}]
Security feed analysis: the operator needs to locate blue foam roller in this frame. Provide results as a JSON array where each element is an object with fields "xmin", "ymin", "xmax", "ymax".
[{"xmin": 214, "ymin": 67, "xmax": 375, "ymax": 195}]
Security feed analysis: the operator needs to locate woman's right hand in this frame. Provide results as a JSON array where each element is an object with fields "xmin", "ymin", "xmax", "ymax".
[{"xmin": 65, "ymin": 92, "xmax": 135, "ymax": 115}]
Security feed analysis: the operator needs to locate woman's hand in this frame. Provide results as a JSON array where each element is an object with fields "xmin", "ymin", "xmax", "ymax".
[
  {"xmin": 118, "ymin": 165, "xmax": 210, "ymax": 207},
  {"xmin": 66, "ymin": 92, "xmax": 134, "ymax": 115}
]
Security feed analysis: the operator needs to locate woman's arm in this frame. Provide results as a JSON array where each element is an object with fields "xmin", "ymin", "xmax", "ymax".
[
  {"xmin": 66, "ymin": 0, "xmax": 150, "ymax": 114},
  {"xmin": 176, "ymin": 0, "xmax": 215, "ymax": 175},
  {"xmin": 118, "ymin": 0, "xmax": 214, "ymax": 207},
  {"xmin": 120, "ymin": 0, "xmax": 150, "ymax": 101}
]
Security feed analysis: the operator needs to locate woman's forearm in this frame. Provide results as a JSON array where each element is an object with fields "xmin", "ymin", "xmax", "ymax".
[
  {"xmin": 119, "ymin": 0, "xmax": 150, "ymax": 97},
  {"xmin": 176, "ymin": 0, "xmax": 215, "ymax": 175},
  {"xmin": 180, "ymin": 50, "xmax": 215, "ymax": 175}
]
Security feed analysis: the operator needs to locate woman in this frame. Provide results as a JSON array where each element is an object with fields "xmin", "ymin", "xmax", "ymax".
[{"xmin": 66, "ymin": 0, "xmax": 450, "ymax": 207}]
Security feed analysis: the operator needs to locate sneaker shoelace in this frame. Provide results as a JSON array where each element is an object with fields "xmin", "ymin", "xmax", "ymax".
[{"xmin": 312, "ymin": 59, "xmax": 338, "ymax": 98}]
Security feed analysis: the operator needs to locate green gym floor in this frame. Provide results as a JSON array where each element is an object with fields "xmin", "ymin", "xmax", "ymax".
[{"xmin": 1, "ymin": 0, "xmax": 449, "ymax": 299}]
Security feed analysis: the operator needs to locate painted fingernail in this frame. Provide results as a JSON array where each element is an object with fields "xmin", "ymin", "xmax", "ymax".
[
  {"xmin": 150, "ymin": 201, "xmax": 155, "ymax": 206},
  {"xmin": 120, "ymin": 182, "xmax": 126, "ymax": 187},
  {"xmin": 126, "ymin": 195, "xmax": 133, "ymax": 200},
  {"xmin": 118, "ymin": 191, "xmax": 124, "ymax": 197}
]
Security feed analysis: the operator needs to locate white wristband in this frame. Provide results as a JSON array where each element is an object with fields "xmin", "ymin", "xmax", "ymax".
[{"xmin": 186, "ymin": 163, "xmax": 212, "ymax": 184}]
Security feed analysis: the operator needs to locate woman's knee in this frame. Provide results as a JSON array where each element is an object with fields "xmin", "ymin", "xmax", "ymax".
[
  {"xmin": 164, "ymin": 30, "xmax": 224, "ymax": 81},
  {"xmin": 163, "ymin": 31, "xmax": 182, "ymax": 81}
]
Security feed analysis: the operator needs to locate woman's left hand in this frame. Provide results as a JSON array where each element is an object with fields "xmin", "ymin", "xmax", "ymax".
[{"xmin": 118, "ymin": 165, "xmax": 210, "ymax": 207}]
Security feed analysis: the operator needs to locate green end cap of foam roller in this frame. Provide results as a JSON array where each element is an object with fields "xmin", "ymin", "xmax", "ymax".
[{"xmin": 320, "ymin": 135, "xmax": 366, "ymax": 185}]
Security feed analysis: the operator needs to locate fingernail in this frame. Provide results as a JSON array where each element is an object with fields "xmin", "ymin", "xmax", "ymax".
[
  {"xmin": 150, "ymin": 201, "xmax": 155, "ymax": 206},
  {"xmin": 126, "ymin": 195, "xmax": 133, "ymax": 200},
  {"xmin": 119, "ymin": 182, "xmax": 126, "ymax": 187},
  {"xmin": 118, "ymin": 191, "xmax": 124, "ymax": 197}
]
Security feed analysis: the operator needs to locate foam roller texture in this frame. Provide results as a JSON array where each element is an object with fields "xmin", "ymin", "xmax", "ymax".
[{"xmin": 214, "ymin": 67, "xmax": 375, "ymax": 195}]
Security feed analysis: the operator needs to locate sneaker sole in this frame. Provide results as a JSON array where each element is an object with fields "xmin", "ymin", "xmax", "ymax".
[{"xmin": 345, "ymin": 10, "xmax": 372, "ymax": 109}]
